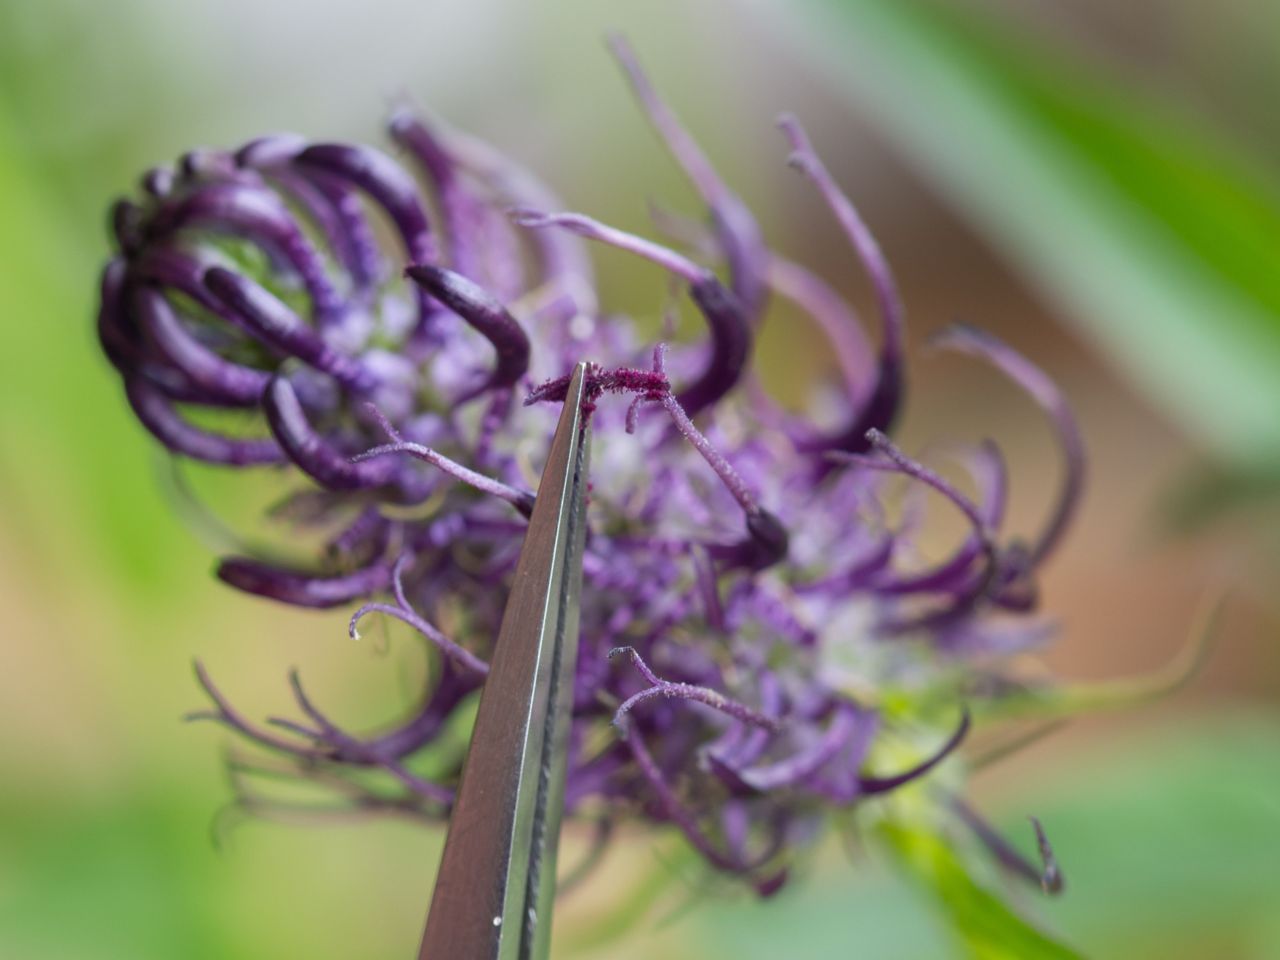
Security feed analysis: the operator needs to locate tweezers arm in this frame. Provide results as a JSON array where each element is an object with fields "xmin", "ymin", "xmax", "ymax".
[
  {"xmin": 418, "ymin": 363, "xmax": 588, "ymax": 960},
  {"xmin": 524, "ymin": 424, "xmax": 588, "ymax": 960}
]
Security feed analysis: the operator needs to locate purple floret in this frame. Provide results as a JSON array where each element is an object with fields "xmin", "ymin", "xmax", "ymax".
[{"xmin": 97, "ymin": 42, "xmax": 1081, "ymax": 897}]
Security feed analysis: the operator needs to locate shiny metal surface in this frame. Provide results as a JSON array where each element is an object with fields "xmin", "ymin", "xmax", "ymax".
[{"xmin": 418, "ymin": 362, "xmax": 590, "ymax": 960}]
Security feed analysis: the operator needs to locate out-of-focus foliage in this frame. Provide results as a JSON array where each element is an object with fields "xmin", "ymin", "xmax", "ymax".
[
  {"xmin": 782, "ymin": 0, "xmax": 1280, "ymax": 467},
  {"xmin": 688, "ymin": 712, "xmax": 1280, "ymax": 960}
]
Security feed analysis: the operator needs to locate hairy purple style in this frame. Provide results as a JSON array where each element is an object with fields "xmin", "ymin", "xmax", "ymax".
[{"xmin": 98, "ymin": 46, "xmax": 1083, "ymax": 897}]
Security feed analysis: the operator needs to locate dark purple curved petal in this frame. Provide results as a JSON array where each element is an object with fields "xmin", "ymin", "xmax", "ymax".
[
  {"xmin": 269, "ymin": 168, "xmax": 382, "ymax": 291},
  {"xmin": 261, "ymin": 375, "xmax": 395, "ymax": 490},
  {"xmin": 295, "ymin": 143, "xmax": 437, "ymax": 328},
  {"xmin": 135, "ymin": 286, "xmax": 269, "ymax": 405},
  {"xmin": 234, "ymin": 135, "xmax": 382, "ymax": 291},
  {"xmin": 834, "ymin": 430, "xmax": 998, "ymax": 592},
  {"xmin": 683, "ymin": 275, "xmax": 753, "ymax": 417},
  {"xmin": 97, "ymin": 258, "xmax": 139, "ymax": 374},
  {"xmin": 217, "ymin": 555, "xmax": 392, "ymax": 608},
  {"xmin": 363, "ymin": 659, "xmax": 482, "ymax": 760},
  {"xmin": 124, "ymin": 378, "xmax": 284, "ymax": 465},
  {"xmin": 130, "ymin": 247, "xmax": 247, "ymax": 319},
  {"xmin": 153, "ymin": 182, "xmax": 342, "ymax": 315},
  {"xmin": 404, "ymin": 264, "xmax": 530, "ymax": 399},
  {"xmin": 179, "ymin": 147, "xmax": 240, "ymax": 181},
  {"xmin": 390, "ymin": 111, "xmax": 482, "ymax": 281},
  {"xmin": 304, "ymin": 172, "xmax": 384, "ymax": 290},
  {"xmin": 204, "ymin": 267, "xmax": 375, "ymax": 392}
]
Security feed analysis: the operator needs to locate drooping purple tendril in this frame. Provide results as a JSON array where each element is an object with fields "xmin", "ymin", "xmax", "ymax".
[
  {"xmin": 934, "ymin": 325, "xmax": 1084, "ymax": 567},
  {"xmin": 510, "ymin": 210, "xmax": 751, "ymax": 417},
  {"xmin": 950, "ymin": 797, "xmax": 1064, "ymax": 894},
  {"xmin": 607, "ymin": 33, "xmax": 770, "ymax": 324},
  {"xmin": 778, "ymin": 115, "xmax": 905, "ymax": 454}
]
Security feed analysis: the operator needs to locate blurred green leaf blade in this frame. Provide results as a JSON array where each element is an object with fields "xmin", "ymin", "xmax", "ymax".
[
  {"xmin": 883, "ymin": 821, "xmax": 1083, "ymax": 960},
  {"xmin": 788, "ymin": 0, "xmax": 1280, "ymax": 464}
]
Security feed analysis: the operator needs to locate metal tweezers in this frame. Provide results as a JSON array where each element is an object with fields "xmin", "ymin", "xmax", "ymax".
[{"xmin": 417, "ymin": 362, "xmax": 591, "ymax": 960}]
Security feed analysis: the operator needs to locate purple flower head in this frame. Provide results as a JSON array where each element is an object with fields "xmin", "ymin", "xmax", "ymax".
[{"xmin": 99, "ymin": 40, "xmax": 1080, "ymax": 896}]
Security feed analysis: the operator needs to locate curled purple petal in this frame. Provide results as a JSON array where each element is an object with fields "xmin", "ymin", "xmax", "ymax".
[
  {"xmin": 404, "ymin": 264, "xmax": 530, "ymax": 398},
  {"xmin": 296, "ymin": 143, "xmax": 436, "ymax": 263},
  {"xmin": 217, "ymin": 554, "xmax": 392, "ymax": 608},
  {"xmin": 111, "ymin": 199, "xmax": 145, "ymax": 256},
  {"xmin": 834, "ymin": 429, "xmax": 998, "ymax": 583},
  {"xmin": 512, "ymin": 211, "xmax": 751, "ymax": 415},
  {"xmin": 270, "ymin": 168, "xmax": 384, "ymax": 290},
  {"xmin": 871, "ymin": 441, "xmax": 1008, "ymax": 595},
  {"xmin": 153, "ymin": 181, "xmax": 343, "ymax": 315},
  {"xmin": 295, "ymin": 143, "xmax": 438, "ymax": 329},
  {"xmin": 389, "ymin": 110, "xmax": 482, "ymax": 281},
  {"xmin": 124, "ymin": 378, "xmax": 283, "ymax": 465},
  {"xmin": 135, "ymin": 286, "xmax": 269, "ymax": 405},
  {"xmin": 443, "ymin": 126, "xmax": 598, "ymax": 325},
  {"xmin": 262, "ymin": 375, "xmax": 395, "ymax": 490},
  {"xmin": 97, "ymin": 258, "xmax": 141, "ymax": 375},
  {"xmin": 204, "ymin": 267, "xmax": 375, "ymax": 392},
  {"xmin": 234, "ymin": 133, "xmax": 307, "ymax": 169}
]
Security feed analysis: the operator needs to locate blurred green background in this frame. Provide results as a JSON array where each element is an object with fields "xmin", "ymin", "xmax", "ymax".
[{"xmin": 1, "ymin": 0, "xmax": 1278, "ymax": 957}]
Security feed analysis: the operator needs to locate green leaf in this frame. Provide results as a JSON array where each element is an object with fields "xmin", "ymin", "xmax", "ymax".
[
  {"xmin": 781, "ymin": 0, "xmax": 1280, "ymax": 465},
  {"xmin": 882, "ymin": 821, "xmax": 1083, "ymax": 960}
]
